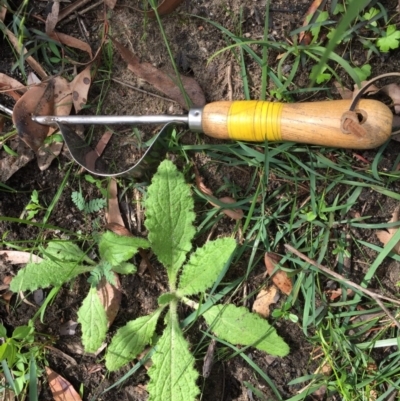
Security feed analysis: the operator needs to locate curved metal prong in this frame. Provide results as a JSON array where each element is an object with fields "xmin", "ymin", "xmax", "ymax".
[{"xmin": 56, "ymin": 122, "xmax": 174, "ymax": 177}]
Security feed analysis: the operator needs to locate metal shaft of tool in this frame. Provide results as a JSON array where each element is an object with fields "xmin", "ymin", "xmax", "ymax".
[
  {"xmin": 0, "ymin": 104, "xmax": 13, "ymax": 116},
  {"xmin": 32, "ymin": 114, "xmax": 189, "ymax": 125},
  {"xmin": 32, "ymin": 108, "xmax": 204, "ymax": 132}
]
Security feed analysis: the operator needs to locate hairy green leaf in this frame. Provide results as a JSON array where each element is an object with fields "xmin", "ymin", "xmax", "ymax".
[
  {"xmin": 145, "ymin": 160, "xmax": 195, "ymax": 283},
  {"xmin": 147, "ymin": 319, "xmax": 199, "ymax": 401},
  {"xmin": 77, "ymin": 287, "xmax": 108, "ymax": 353},
  {"xmin": 203, "ymin": 305, "xmax": 289, "ymax": 357},
  {"xmin": 158, "ymin": 293, "xmax": 178, "ymax": 305},
  {"xmin": 106, "ymin": 308, "xmax": 163, "ymax": 371},
  {"xmin": 178, "ymin": 238, "xmax": 236, "ymax": 296},
  {"xmin": 42, "ymin": 241, "xmax": 94, "ymax": 265},
  {"xmin": 111, "ymin": 262, "xmax": 137, "ymax": 275},
  {"xmin": 10, "ymin": 260, "xmax": 89, "ymax": 292},
  {"xmin": 99, "ymin": 231, "xmax": 150, "ymax": 266}
]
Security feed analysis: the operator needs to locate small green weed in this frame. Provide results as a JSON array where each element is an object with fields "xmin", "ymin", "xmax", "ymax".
[
  {"xmin": 24, "ymin": 190, "xmax": 45, "ymax": 221},
  {"xmin": 9, "ymin": 235, "xmax": 147, "ymax": 353},
  {"xmin": 71, "ymin": 190, "xmax": 107, "ymax": 214},
  {"xmin": 0, "ymin": 322, "xmax": 46, "ymax": 399},
  {"xmin": 104, "ymin": 160, "xmax": 289, "ymax": 401}
]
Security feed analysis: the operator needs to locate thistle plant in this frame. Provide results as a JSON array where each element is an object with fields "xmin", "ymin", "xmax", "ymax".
[{"xmin": 105, "ymin": 160, "xmax": 289, "ymax": 401}]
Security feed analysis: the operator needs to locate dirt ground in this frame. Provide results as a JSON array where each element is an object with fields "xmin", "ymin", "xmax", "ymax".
[{"xmin": 1, "ymin": 0, "xmax": 400, "ymax": 400}]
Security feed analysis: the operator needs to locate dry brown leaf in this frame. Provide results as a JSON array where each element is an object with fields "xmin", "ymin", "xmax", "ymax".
[
  {"xmin": 104, "ymin": 0, "xmax": 117, "ymax": 9},
  {"xmin": 352, "ymin": 81, "xmax": 380, "ymax": 98},
  {"xmin": 194, "ymin": 166, "xmax": 244, "ymax": 220},
  {"xmin": 106, "ymin": 179, "xmax": 125, "ymax": 227},
  {"xmin": 13, "ymin": 81, "xmax": 54, "ymax": 151},
  {"xmin": 2, "ymin": 275, "xmax": 12, "ymax": 287},
  {"xmin": 382, "ymin": 83, "xmax": 400, "ymax": 114},
  {"xmin": 53, "ymin": 76, "xmax": 73, "ymax": 117},
  {"xmin": 106, "ymin": 222, "xmax": 133, "ymax": 237},
  {"xmin": 111, "ymin": 37, "xmax": 205, "ymax": 109},
  {"xmin": 1, "ymin": 276, "xmax": 13, "ymax": 314},
  {"xmin": 264, "ymin": 252, "xmax": 293, "ymax": 296},
  {"xmin": 36, "ymin": 141, "xmax": 65, "ymax": 172},
  {"xmin": 75, "ymin": 130, "xmax": 112, "ymax": 173},
  {"xmin": 70, "ymin": 66, "xmax": 92, "ymax": 113},
  {"xmin": 0, "ymin": 73, "xmax": 26, "ymax": 100},
  {"xmin": 5, "ymin": 28, "xmax": 47, "ymax": 79},
  {"xmin": 0, "ymin": 3, "xmax": 7, "ymax": 22},
  {"xmin": 333, "ymin": 81, "xmax": 353, "ymax": 100},
  {"xmin": 146, "ymin": 0, "xmax": 185, "ymax": 17},
  {"xmin": 0, "ymin": 83, "xmax": 20, "ymax": 101},
  {"xmin": 37, "ymin": 76, "xmax": 72, "ymax": 170},
  {"xmin": 299, "ymin": 0, "xmax": 323, "ymax": 44},
  {"xmin": 50, "ymin": 31, "xmax": 93, "ymax": 58},
  {"xmin": 97, "ymin": 274, "xmax": 122, "ymax": 327},
  {"xmin": 0, "ymin": 250, "xmax": 43, "ymax": 264},
  {"xmin": 325, "ymin": 288, "xmax": 354, "ymax": 301},
  {"xmin": 46, "ymin": 367, "xmax": 82, "ymax": 401},
  {"xmin": 216, "ymin": 197, "xmax": 244, "ymax": 220},
  {"xmin": 0, "ymin": 141, "xmax": 35, "ymax": 182},
  {"xmin": 252, "ymin": 285, "xmax": 280, "ymax": 318},
  {"xmin": 376, "ymin": 206, "xmax": 400, "ymax": 253},
  {"xmin": 27, "ymin": 72, "xmax": 41, "ymax": 85},
  {"xmin": 334, "ymin": 81, "xmax": 380, "ymax": 101},
  {"xmin": 46, "ymin": 1, "xmax": 60, "ymax": 35}
]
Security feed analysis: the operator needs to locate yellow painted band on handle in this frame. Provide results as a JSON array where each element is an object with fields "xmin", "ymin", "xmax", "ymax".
[{"xmin": 227, "ymin": 101, "xmax": 283, "ymax": 142}]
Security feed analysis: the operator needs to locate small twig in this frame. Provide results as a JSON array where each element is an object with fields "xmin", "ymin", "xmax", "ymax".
[
  {"xmin": 225, "ymin": 62, "xmax": 233, "ymax": 101},
  {"xmin": 284, "ymin": 244, "xmax": 400, "ymax": 330},
  {"xmin": 75, "ymin": 11, "xmax": 91, "ymax": 44},
  {"xmin": 111, "ymin": 78, "xmax": 180, "ymax": 104},
  {"xmin": 58, "ymin": 0, "xmax": 103, "ymax": 26},
  {"xmin": 58, "ymin": 0, "xmax": 92, "ymax": 21}
]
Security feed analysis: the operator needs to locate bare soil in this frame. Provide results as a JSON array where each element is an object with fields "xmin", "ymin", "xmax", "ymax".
[{"xmin": 1, "ymin": 0, "xmax": 400, "ymax": 400}]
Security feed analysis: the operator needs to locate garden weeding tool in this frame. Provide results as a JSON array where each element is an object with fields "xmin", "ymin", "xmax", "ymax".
[{"xmin": 32, "ymin": 74, "xmax": 398, "ymax": 177}]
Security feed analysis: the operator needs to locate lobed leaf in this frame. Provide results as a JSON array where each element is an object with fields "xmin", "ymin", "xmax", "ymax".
[
  {"xmin": 377, "ymin": 25, "xmax": 400, "ymax": 52},
  {"xmin": 88, "ymin": 261, "xmax": 115, "ymax": 286},
  {"xmin": 147, "ymin": 318, "xmax": 199, "ymax": 401},
  {"xmin": 106, "ymin": 308, "xmax": 163, "ymax": 371},
  {"xmin": 84, "ymin": 198, "xmax": 107, "ymax": 214},
  {"xmin": 203, "ymin": 304, "xmax": 289, "ymax": 357},
  {"xmin": 77, "ymin": 287, "xmax": 108, "ymax": 353},
  {"xmin": 99, "ymin": 231, "xmax": 150, "ymax": 266},
  {"xmin": 10, "ymin": 260, "xmax": 89, "ymax": 292},
  {"xmin": 111, "ymin": 262, "xmax": 137, "ymax": 275},
  {"xmin": 145, "ymin": 160, "xmax": 195, "ymax": 283},
  {"xmin": 177, "ymin": 238, "xmax": 236, "ymax": 296}
]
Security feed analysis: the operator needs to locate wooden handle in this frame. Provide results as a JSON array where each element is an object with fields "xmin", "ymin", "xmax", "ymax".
[{"xmin": 201, "ymin": 99, "xmax": 393, "ymax": 149}]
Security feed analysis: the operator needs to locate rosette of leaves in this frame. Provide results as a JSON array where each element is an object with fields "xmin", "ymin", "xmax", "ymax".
[
  {"xmin": 10, "ymin": 234, "xmax": 149, "ymax": 353},
  {"xmin": 105, "ymin": 160, "xmax": 289, "ymax": 401}
]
